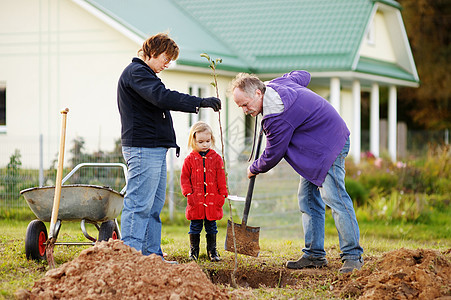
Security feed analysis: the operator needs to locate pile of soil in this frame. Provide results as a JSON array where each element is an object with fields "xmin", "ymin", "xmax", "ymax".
[
  {"xmin": 336, "ymin": 248, "xmax": 451, "ymax": 299},
  {"xmin": 15, "ymin": 240, "xmax": 232, "ymax": 300},
  {"xmin": 14, "ymin": 241, "xmax": 450, "ymax": 299}
]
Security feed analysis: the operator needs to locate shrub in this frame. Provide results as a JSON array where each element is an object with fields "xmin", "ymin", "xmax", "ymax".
[
  {"xmin": 421, "ymin": 144, "xmax": 451, "ymax": 195},
  {"xmin": 345, "ymin": 178, "xmax": 368, "ymax": 206},
  {"xmin": 365, "ymin": 190, "xmax": 428, "ymax": 223}
]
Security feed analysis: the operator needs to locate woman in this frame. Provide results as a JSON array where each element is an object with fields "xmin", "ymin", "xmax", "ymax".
[{"xmin": 117, "ymin": 33, "xmax": 221, "ymax": 259}]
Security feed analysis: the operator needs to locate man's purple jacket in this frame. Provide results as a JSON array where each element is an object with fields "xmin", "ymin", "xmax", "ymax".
[{"xmin": 249, "ymin": 71, "xmax": 350, "ymax": 187}]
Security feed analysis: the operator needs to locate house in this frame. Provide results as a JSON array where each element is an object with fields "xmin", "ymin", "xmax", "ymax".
[{"xmin": 0, "ymin": 0, "xmax": 419, "ymax": 170}]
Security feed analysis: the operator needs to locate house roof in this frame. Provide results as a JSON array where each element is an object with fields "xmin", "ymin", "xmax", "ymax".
[{"xmin": 79, "ymin": 0, "xmax": 418, "ymax": 85}]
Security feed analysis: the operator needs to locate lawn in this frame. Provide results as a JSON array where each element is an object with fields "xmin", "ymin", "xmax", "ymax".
[{"xmin": 1, "ymin": 208, "xmax": 450, "ymax": 299}]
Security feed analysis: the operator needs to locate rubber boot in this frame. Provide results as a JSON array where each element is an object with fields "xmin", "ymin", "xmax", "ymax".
[
  {"xmin": 189, "ymin": 234, "xmax": 200, "ymax": 261},
  {"xmin": 206, "ymin": 233, "xmax": 221, "ymax": 262}
]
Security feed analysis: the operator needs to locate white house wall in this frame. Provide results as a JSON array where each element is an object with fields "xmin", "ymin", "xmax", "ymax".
[
  {"xmin": 165, "ymin": 70, "xmax": 246, "ymax": 167},
  {"xmin": 0, "ymin": 0, "xmax": 248, "ymax": 170},
  {"xmin": 0, "ymin": 0, "xmax": 137, "ymax": 168},
  {"xmin": 360, "ymin": 11, "xmax": 396, "ymax": 62},
  {"xmin": 164, "ymin": 71, "xmax": 232, "ymax": 166}
]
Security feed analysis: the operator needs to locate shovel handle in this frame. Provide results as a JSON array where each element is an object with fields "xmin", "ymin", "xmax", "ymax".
[
  {"xmin": 242, "ymin": 126, "xmax": 264, "ymax": 225},
  {"xmin": 242, "ymin": 176, "xmax": 256, "ymax": 225},
  {"xmin": 49, "ymin": 108, "xmax": 69, "ymax": 238}
]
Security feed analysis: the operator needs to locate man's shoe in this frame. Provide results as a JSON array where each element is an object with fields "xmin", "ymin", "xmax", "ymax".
[
  {"xmin": 286, "ymin": 256, "xmax": 328, "ymax": 269},
  {"xmin": 339, "ymin": 257, "xmax": 364, "ymax": 273}
]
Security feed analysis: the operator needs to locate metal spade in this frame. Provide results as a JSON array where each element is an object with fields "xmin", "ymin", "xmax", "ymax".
[{"xmin": 225, "ymin": 126, "xmax": 263, "ymax": 257}]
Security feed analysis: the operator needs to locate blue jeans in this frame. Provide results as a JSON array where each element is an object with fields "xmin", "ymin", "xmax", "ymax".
[
  {"xmin": 121, "ymin": 146, "xmax": 168, "ymax": 257},
  {"xmin": 298, "ymin": 138, "xmax": 363, "ymax": 261},
  {"xmin": 189, "ymin": 219, "xmax": 218, "ymax": 235}
]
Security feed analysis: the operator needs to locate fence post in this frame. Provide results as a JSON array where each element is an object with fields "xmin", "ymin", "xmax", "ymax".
[
  {"xmin": 445, "ymin": 129, "xmax": 449, "ymax": 145},
  {"xmin": 39, "ymin": 134, "xmax": 44, "ymax": 187}
]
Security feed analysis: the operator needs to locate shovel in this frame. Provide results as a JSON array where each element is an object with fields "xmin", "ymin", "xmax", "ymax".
[
  {"xmin": 46, "ymin": 108, "xmax": 69, "ymax": 268},
  {"xmin": 225, "ymin": 126, "xmax": 264, "ymax": 257}
]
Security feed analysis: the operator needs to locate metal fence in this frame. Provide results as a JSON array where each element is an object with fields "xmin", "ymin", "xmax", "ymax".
[
  {"xmin": 0, "ymin": 150, "xmax": 303, "ymax": 239},
  {"xmin": 1, "ymin": 129, "xmax": 448, "ymax": 239}
]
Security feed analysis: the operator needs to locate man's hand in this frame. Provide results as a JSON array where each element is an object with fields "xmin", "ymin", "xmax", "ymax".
[
  {"xmin": 247, "ymin": 166, "xmax": 256, "ymax": 179},
  {"xmin": 200, "ymin": 97, "xmax": 221, "ymax": 111}
]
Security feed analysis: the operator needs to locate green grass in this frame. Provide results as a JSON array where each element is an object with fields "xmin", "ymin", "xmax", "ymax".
[{"xmin": 0, "ymin": 209, "xmax": 450, "ymax": 299}]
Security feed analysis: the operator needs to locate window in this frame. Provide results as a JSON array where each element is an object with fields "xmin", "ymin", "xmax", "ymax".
[
  {"xmin": 188, "ymin": 84, "xmax": 209, "ymax": 127},
  {"xmin": 0, "ymin": 83, "xmax": 5, "ymax": 133},
  {"xmin": 366, "ymin": 21, "xmax": 375, "ymax": 45}
]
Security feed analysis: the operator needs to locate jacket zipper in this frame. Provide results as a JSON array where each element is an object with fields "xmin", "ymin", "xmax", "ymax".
[{"xmin": 203, "ymin": 156, "xmax": 207, "ymax": 195}]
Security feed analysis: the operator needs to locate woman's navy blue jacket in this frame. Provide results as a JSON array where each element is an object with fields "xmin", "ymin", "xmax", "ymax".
[{"xmin": 117, "ymin": 58, "xmax": 202, "ymax": 150}]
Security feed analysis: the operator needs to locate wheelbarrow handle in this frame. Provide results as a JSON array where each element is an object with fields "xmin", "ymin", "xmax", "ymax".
[{"xmin": 242, "ymin": 126, "xmax": 264, "ymax": 225}]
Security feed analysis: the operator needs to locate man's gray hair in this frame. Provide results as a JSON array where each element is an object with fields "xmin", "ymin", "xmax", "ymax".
[{"xmin": 230, "ymin": 73, "xmax": 266, "ymax": 97}]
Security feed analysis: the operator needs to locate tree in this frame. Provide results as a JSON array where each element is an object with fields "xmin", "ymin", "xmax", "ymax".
[{"xmin": 397, "ymin": 0, "xmax": 450, "ymax": 130}]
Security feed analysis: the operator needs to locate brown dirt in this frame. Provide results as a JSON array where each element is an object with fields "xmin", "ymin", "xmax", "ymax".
[
  {"xmin": 15, "ymin": 242, "xmax": 450, "ymax": 299},
  {"xmin": 15, "ymin": 240, "xmax": 233, "ymax": 300},
  {"xmin": 335, "ymin": 248, "xmax": 451, "ymax": 299}
]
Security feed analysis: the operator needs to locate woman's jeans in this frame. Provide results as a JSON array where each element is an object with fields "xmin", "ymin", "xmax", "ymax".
[
  {"xmin": 121, "ymin": 146, "xmax": 168, "ymax": 257},
  {"xmin": 298, "ymin": 138, "xmax": 363, "ymax": 261},
  {"xmin": 189, "ymin": 219, "xmax": 218, "ymax": 235}
]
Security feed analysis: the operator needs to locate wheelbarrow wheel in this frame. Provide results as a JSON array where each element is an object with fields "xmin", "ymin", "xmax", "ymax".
[
  {"xmin": 98, "ymin": 220, "xmax": 119, "ymax": 241},
  {"xmin": 25, "ymin": 220, "xmax": 48, "ymax": 261}
]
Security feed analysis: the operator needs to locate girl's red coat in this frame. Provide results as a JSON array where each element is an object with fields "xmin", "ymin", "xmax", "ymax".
[{"xmin": 180, "ymin": 149, "xmax": 228, "ymax": 220}]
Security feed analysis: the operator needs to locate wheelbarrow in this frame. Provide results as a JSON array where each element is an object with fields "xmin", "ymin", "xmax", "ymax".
[{"xmin": 20, "ymin": 162, "xmax": 128, "ymax": 261}]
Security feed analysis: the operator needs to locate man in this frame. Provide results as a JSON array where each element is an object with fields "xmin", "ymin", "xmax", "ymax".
[{"xmin": 231, "ymin": 71, "xmax": 364, "ymax": 273}]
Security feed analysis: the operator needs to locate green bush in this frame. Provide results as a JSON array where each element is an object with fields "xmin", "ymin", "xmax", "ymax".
[
  {"xmin": 421, "ymin": 144, "xmax": 451, "ymax": 194},
  {"xmin": 360, "ymin": 171, "xmax": 398, "ymax": 192},
  {"xmin": 0, "ymin": 207, "xmax": 36, "ymax": 220},
  {"xmin": 363, "ymin": 190, "xmax": 428, "ymax": 222},
  {"xmin": 346, "ymin": 145, "xmax": 450, "ymax": 225},
  {"xmin": 345, "ymin": 178, "xmax": 368, "ymax": 206},
  {"xmin": 0, "ymin": 150, "xmax": 40, "ymax": 205}
]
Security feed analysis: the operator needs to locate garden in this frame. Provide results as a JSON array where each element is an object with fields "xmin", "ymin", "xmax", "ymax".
[{"xmin": 0, "ymin": 143, "xmax": 450, "ymax": 299}]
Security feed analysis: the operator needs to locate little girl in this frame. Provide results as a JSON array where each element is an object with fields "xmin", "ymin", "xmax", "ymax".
[{"xmin": 180, "ymin": 121, "xmax": 228, "ymax": 261}]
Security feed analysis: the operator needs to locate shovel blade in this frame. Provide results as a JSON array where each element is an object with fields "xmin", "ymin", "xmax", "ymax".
[{"xmin": 225, "ymin": 220, "xmax": 260, "ymax": 257}]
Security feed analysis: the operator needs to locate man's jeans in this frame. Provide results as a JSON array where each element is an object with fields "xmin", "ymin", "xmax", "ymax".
[
  {"xmin": 121, "ymin": 146, "xmax": 168, "ymax": 257},
  {"xmin": 298, "ymin": 138, "xmax": 363, "ymax": 261}
]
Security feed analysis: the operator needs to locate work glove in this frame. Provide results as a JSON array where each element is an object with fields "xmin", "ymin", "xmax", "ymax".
[{"xmin": 200, "ymin": 97, "xmax": 221, "ymax": 111}]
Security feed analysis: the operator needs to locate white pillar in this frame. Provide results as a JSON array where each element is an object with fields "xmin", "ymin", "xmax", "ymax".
[
  {"xmin": 330, "ymin": 77, "xmax": 341, "ymax": 113},
  {"xmin": 351, "ymin": 80, "xmax": 361, "ymax": 163},
  {"xmin": 370, "ymin": 83, "xmax": 380, "ymax": 157},
  {"xmin": 388, "ymin": 85, "xmax": 397, "ymax": 162}
]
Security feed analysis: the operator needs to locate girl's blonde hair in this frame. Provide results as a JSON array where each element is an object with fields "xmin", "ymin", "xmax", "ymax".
[{"xmin": 188, "ymin": 121, "xmax": 215, "ymax": 150}]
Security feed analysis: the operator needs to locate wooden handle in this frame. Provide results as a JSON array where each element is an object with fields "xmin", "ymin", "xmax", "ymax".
[{"xmin": 49, "ymin": 108, "xmax": 69, "ymax": 238}]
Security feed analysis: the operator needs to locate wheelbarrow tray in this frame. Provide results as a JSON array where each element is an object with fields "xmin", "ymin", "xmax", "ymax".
[{"xmin": 20, "ymin": 184, "xmax": 124, "ymax": 223}]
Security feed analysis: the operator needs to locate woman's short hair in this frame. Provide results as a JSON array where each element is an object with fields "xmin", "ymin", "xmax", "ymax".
[
  {"xmin": 138, "ymin": 33, "xmax": 179, "ymax": 61},
  {"xmin": 188, "ymin": 121, "xmax": 215, "ymax": 150}
]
